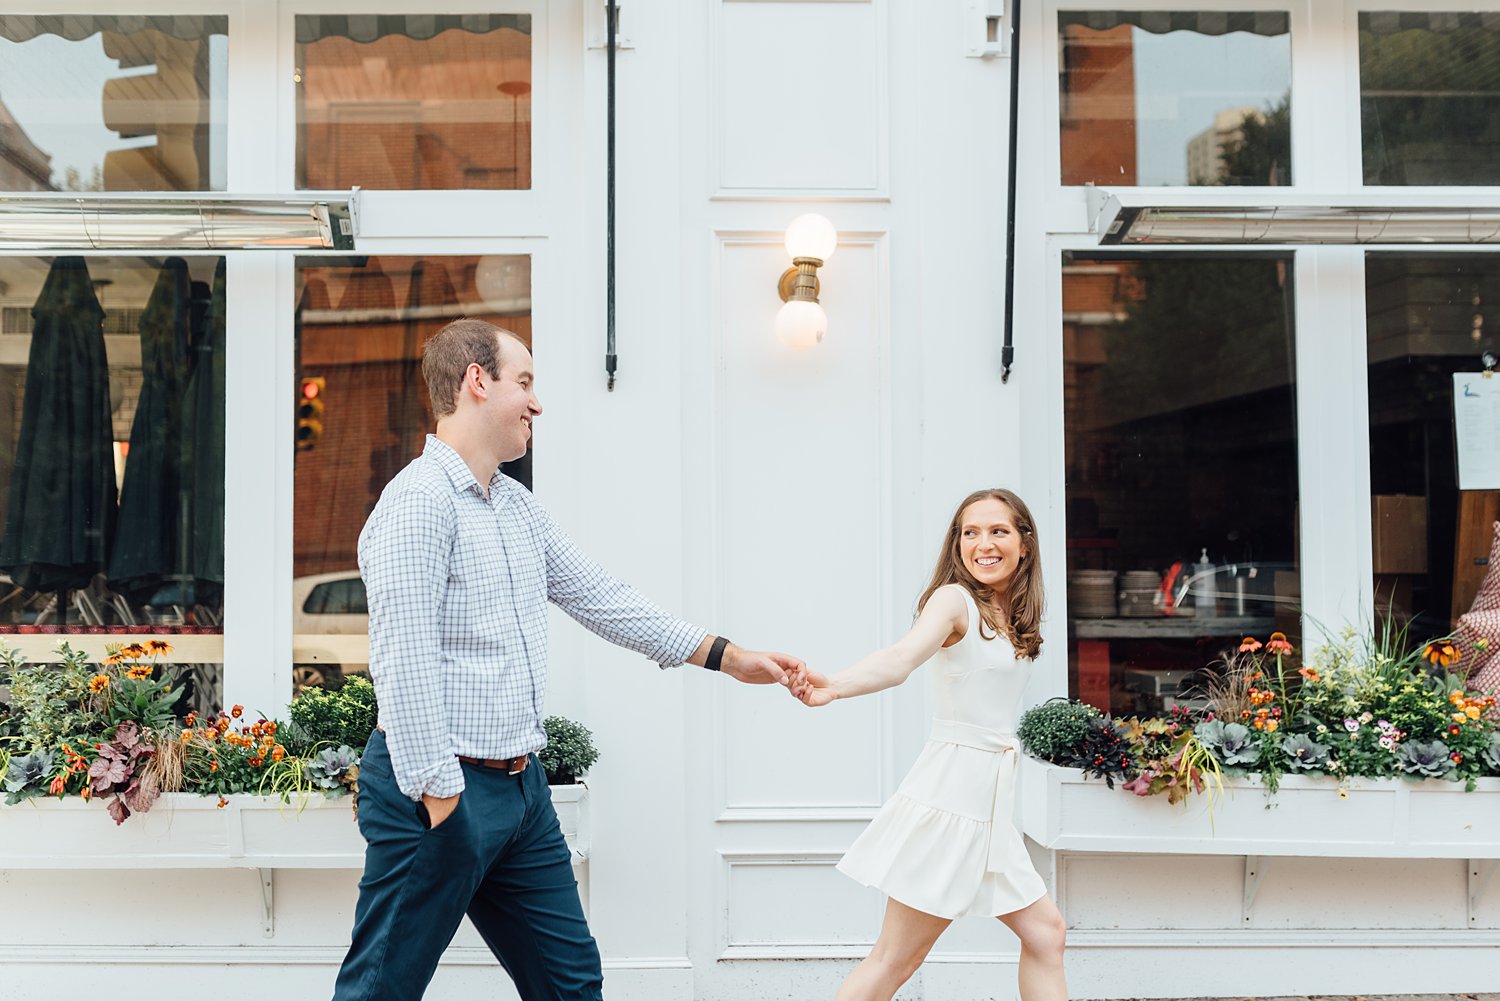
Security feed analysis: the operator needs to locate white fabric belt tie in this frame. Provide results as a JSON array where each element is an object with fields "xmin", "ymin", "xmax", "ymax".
[{"xmin": 928, "ymin": 719, "xmax": 1020, "ymax": 873}]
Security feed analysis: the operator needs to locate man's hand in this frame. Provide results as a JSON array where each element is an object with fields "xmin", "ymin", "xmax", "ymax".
[
  {"xmin": 786, "ymin": 664, "xmax": 839, "ymax": 707},
  {"xmin": 421, "ymin": 792, "xmax": 460, "ymax": 830},
  {"xmin": 721, "ymin": 646, "xmax": 803, "ymax": 686}
]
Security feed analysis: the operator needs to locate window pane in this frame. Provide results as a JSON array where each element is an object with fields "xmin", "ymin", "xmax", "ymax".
[
  {"xmin": 296, "ymin": 15, "xmax": 533, "ymax": 191},
  {"xmin": 1058, "ymin": 11, "xmax": 1292, "ymax": 187},
  {"xmin": 0, "ymin": 16, "xmax": 227, "ymax": 191},
  {"xmin": 292, "ymin": 254, "xmax": 531, "ymax": 691},
  {"xmin": 1062, "ymin": 254, "xmax": 1300, "ymax": 715},
  {"xmin": 1366, "ymin": 255, "xmax": 1500, "ymax": 640},
  {"xmin": 1360, "ymin": 13, "xmax": 1500, "ymax": 185},
  {"xmin": 0, "ymin": 256, "xmax": 226, "ymax": 637}
]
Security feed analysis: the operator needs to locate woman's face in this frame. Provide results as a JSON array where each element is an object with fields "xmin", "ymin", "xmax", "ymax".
[{"xmin": 958, "ymin": 497, "xmax": 1025, "ymax": 594}]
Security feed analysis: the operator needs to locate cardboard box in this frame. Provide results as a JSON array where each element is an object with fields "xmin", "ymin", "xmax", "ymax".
[{"xmin": 1371, "ymin": 495, "xmax": 1427, "ymax": 575}]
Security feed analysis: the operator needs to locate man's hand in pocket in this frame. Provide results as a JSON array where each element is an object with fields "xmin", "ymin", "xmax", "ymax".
[{"xmin": 421, "ymin": 792, "xmax": 460, "ymax": 829}]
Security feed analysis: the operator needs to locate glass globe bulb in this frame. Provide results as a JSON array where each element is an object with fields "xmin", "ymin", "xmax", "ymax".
[
  {"xmin": 775, "ymin": 299, "xmax": 827, "ymax": 351},
  {"xmin": 783, "ymin": 213, "xmax": 837, "ymax": 263}
]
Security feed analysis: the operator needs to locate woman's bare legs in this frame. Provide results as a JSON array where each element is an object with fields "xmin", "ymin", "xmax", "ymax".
[
  {"xmin": 998, "ymin": 895, "xmax": 1068, "ymax": 1001},
  {"xmin": 834, "ymin": 897, "xmax": 951, "ymax": 1001}
]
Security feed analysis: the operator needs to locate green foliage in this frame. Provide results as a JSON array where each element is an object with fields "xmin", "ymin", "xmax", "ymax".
[
  {"xmin": 1, "ymin": 645, "xmax": 99, "ymax": 748},
  {"xmin": 284, "ymin": 676, "xmax": 379, "ymax": 755},
  {"xmin": 1219, "ymin": 95, "xmax": 1292, "ymax": 186},
  {"xmin": 539, "ymin": 715, "xmax": 598, "ymax": 785},
  {"xmin": 1018, "ymin": 698, "xmax": 1102, "ymax": 760}
]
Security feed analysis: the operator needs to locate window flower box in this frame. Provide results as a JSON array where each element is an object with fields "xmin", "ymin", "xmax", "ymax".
[
  {"xmin": 0, "ymin": 785, "xmax": 589, "ymax": 870},
  {"xmin": 1019, "ymin": 757, "xmax": 1500, "ymax": 859}
]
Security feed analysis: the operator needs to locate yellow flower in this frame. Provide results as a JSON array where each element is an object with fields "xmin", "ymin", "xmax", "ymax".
[
  {"xmin": 1466, "ymin": 706, "xmax": 1482, "ymax": 720},
  {"xmin": 88, "ymin": 674, "xmax": 110, "ymax": 693},
  {"xmin": 126, "ymin": 666, "xmax": 151, "ymax": 681},
  {"xmin": 147, "ymin": 639, "xmax": 172, "ymax": 655},
  {"xmin": 1266, "ymin": 719, "xmax": 1280, "ymax": 732},
  {"xmin": 122, "ymin": 643, "xmax": 147, "ymax": 659},
  {"xmin": 1452, "ymin": 712, "xmax": 1468, "ymax": 724}
]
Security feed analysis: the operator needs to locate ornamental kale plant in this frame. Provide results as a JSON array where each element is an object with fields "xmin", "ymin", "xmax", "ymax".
[
  {"xmin": 1281, "ymin": 732, "xmax": 1331, "ymax": 772},
  {"xmin": 3, "ymin": 748, "xmax": 54, "ymax": 804},
  {"xmin": 304, "ymin": 745, "xmax": 361, "ymax": 793},
  {"xmin": 1397, "ymin": 738, "xmax": 1456, "ymax": 779}
]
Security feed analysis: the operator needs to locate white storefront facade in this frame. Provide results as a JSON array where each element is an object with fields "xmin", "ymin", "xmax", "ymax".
[{"xmin": 0, "ymin": 2, "xmax": 1496, "ymax": 1000}]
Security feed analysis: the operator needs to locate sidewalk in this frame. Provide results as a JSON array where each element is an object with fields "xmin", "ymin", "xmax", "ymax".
[{"xmin": 1103, "ymin": 996, "xmax": 1500, "ymax": 1001}]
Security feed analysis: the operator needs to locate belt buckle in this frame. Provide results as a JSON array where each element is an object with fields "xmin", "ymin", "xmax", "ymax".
[{"xmin": 507, "ymin": 755, "xmax": 527, "ymax": 776}]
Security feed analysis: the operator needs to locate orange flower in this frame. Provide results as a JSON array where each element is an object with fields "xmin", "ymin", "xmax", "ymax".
[
  {"xmin": 216, "ymin": 796, "xmax": 228, "ymax": 809},
  {"xmin": 147, "ymin": 639, "xmax": 172, "ymax": 655},
  {"xmin": 209, "ymin": 760, "xmax": 220, "ymax": 772},
  {"xmin": 263, "ymin": 722, "xmax": 277, "ymax": 736},
  {"xmin": 1265, "ymin": 719, "xmax": 1280, "ymax": 732},
  {"xmin": 123, "ymin": 643, "xmax": 146, "ymax": 659},
  {"xmin": 270, "ymin": 746, "xmax": 285, "ymax": 762},
  {"xmin": 88, "ymin": 674, "xmax": 110, "ymax": 693},
  {"xmin": 1452, "ymin": 712, "xmax": 1468, "ymax": 724},
  {"xmin": 216, "ymin": 718, "xmax": 230, "ymax": 733},
  {"xmin": 102, "ymin": 652, "xmax": 124, "ymax": 666},
  {"xmin": 126, "ymin": 665, "xmax": 152, "ymax": 681},
  {"xmin": 231, "ymin": 705, "xmax": 244, "ymax": 719},
  {"xmin": 1425, "ymin": 642, "xmax": 1461, "ymax": 667},
  {"xmin": 1467, "ymin": 705, "xmax": 1482, "ymax": 720},
  {"xmin": 1239, "ymin": 637, "xmax": 1263, "ymax": 653},
  {"xmin": 1265, "ymin": 632, "xmax": 1294, "ymax": 655},
  {"xmin": 184, "ymin": 712, "xmax": 197, "ymax": 727},
  {"xmin": 1298, "ymin": 667, "xmax": 1321, "ymax": 682},
  {"xmin": 248, "ymin": 756, "xmax": 264, "ymax": 768},
  {"xmin": 180, "ymin": 729, "xmax": 193, "ymax": 743}
]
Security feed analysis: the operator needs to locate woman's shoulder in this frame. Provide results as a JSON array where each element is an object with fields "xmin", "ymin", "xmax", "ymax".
[{"xmin": 927, "ymin": 583, "xmax": 976, "ymax": 630}]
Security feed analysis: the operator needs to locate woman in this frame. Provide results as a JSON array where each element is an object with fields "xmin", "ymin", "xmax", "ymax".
[{"xmin": 789, "ymin": 489, "xmax": 1067, "ymax": 1001}]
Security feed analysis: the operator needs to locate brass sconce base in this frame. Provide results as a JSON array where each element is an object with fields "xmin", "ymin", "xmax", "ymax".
[{"xmin": 778, "ymin": 257, "xmax": 823, "ymax": 302}]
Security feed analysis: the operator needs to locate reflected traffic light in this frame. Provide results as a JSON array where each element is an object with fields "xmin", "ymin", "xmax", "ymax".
[{"xmin": 297, "ymin": 376, "xmax": 325, "ymax": 449}]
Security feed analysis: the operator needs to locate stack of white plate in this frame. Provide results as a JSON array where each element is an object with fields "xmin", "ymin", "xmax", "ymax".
[
  {"xmin": 1118, "ymin": 570, "xmax": 1163, "ymax": 618},
  {"xmin": 1068, "ymin": 569, "xmax": 1117, "ymax": 618}
]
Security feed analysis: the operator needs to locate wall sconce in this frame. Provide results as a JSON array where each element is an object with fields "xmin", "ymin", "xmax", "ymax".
[{"xmin": 775, "ymin": 213, "xmax": 837, "ymax": 350}]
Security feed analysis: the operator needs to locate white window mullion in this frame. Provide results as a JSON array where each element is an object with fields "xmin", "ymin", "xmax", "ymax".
[
  {"xmin": 1294, "ymin": 248, "xmax": 1374, "ymax": 643},
  {"xmin": 1292, "ymin": 0, "xmax": 1362, "ymax": 192},
  {"xmin": 222, "ymin": 252, "xmax": 294, "ymax": 718}
]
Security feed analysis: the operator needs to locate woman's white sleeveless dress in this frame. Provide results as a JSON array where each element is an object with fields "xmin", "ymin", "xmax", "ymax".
[{"xmin": 836, "ymin": 585, "xmax": 1047, "ymax": 920}]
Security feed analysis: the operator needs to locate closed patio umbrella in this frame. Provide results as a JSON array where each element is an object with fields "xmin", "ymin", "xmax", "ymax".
[
  {"xmin": 182, "ymin": 258, "xmax": 225, "ymax": 602},
  {"xmin": 108, "ymin": 257, "xmax": 190, "ymax": 602},
  {"xmin": 0, "ymin": 257, "xmax": 117, "ymax": 599}
]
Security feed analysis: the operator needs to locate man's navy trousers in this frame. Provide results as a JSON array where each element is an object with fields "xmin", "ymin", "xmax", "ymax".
[{"xmin": 331, "ymin": 728, "xmax": 603, "ymax": 1000}]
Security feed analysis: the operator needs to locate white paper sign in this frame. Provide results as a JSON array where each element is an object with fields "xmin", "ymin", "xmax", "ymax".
[{"xmin": 1454, "ymin": 373, "xmax": 1500, "ymax": 490}]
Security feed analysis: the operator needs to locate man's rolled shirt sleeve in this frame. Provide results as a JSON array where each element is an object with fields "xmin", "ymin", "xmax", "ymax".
[
  {"xmin": 538, "ymin": 506, "xmax": 706, "ymax": 667},
  {"xmin": 359, "ymin": 486, "xmax": 466, "ymax": 800}
]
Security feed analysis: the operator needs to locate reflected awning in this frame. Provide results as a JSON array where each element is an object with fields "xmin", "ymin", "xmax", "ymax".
[
  {"xmin": 0, "ymin": 192, "xmax": 358, "ymax": 251},
  {"xmin": 1089, "ymin": 190, "xmax": 1500, "ymax": 246},
  {"xmin": 294, "ymin": 14, "xmax": 530, "ymax": 43},
  {"xmin": 0, "ymin": 15, "xmax": 226, "ymax": 42},
  {"xmin": 1058, "ymin": 11, "xmax": 1288, "ymax": 36}
]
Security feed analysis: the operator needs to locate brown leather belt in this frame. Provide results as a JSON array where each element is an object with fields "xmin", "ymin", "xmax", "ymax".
[
  {"xmin": 375, "ymin": 727, "xmax": 531, "ymax": 776},
  {"xmin": 458, "ymin": 753, "xmax": 530, "ymax": 775}
]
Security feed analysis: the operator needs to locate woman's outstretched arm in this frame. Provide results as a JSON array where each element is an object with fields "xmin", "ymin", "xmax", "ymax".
[{"xmin": 790, "ymin": 585, "xmax": 969, "ymax": 706}]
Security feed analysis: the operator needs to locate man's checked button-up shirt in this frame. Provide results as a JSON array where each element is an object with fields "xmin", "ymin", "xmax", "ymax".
[{"xmin": 358, "ymin": 435, "xmax": 706, "ymax": 801}]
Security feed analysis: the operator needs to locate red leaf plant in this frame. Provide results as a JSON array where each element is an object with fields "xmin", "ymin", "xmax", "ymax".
[{"xmin": 88, "ymin": 721, "xmax": 161, "ymax": 825}]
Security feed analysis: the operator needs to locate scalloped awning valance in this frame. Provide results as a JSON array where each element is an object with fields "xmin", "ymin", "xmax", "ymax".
[{"xmin": 0, "ymin": 13, "xmax": 531, "ymax": 45}]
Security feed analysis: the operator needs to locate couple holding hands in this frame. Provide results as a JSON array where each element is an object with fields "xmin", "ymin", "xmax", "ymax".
[{"xmin": 332, "ymin": 318, "xmax": 1068, "ymax": 1001}]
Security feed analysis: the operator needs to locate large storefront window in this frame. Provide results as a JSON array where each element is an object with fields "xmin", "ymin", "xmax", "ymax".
[
  {"xmin": 1366, "ymin": 254, "xmax": 1500, "ymax": 637},
  {"xmin": 1360, "ymin": 13, "xmax": 1500, "ymax": 186},
  {"xmin": 1058, "ymin": 11, "xmax": 1292, "ymax": 186},
  {"xmin": 0, "ymin": 16, "xmax": 228, "ymax": 191},
  {"xmin": 292, "ymin": 254, "xmax": 531, "ymax": 690},
  {"xmin": 0, "ymin": 255, "xmax": 226, "ymax": 712},
  {"xmin": 295, "ymin": 15, "xmax": 533, "ymax": 191},
  {"xmin": 1062, "ymin": 253, "xmax": 1300, "ymax": 714}
]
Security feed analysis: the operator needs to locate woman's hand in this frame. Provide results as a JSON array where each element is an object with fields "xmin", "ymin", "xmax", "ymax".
[{"xmin": 787, "ymin": 664, "xmax": 838, "ymax": 707}]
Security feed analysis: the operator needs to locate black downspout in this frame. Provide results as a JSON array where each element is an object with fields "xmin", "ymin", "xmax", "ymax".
[
  {"xmin": 1001, "ymin": 1, "xmax": 1022, "ymax": 383},
  {"xmin": 605, "ymin": 0, "xmax": 619, "ymax": 391}
]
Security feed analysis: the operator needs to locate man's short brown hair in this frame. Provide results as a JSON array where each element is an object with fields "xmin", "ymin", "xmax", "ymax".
[{"xmin": 421, "ymin": 319, "xmax": 526, "ymax": 418}]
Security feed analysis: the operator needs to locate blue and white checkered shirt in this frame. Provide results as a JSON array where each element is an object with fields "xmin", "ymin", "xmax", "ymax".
[{"xmin": 358, "ymin": 435, "xmax": 706, "ymax": 800}]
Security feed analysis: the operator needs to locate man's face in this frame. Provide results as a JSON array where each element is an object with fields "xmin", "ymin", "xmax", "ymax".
[{"xmin": 483, "ymin": 336, "xmax": 542, "ymax": 462}]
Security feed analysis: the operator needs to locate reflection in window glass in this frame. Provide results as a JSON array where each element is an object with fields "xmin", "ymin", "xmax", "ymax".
[
  {"xmin": 293, "ymin": 255, "xmax": 531, "ymax": 691},
  {"xmin": 1366, "ymin": 255, "xmax": 1500, "ymax": 639},
  {"xmin": 0, "ymin": 16, "xmax": 227, "ymax": 191},
  {"xmin": 0, "ymin": 256, "xmax": 226, "ymax": 635},
  {"xmin": 1062, "ymin": 254, "xmax": 1299, "ymax": 715},
  {"xmin": 1360, "ymin": 13, "xmax": 1500, "ymax": 185},
  {"xmin": 1059, "ymin": 11, "xmax": 1292, "ymax": 187},
  {"xmin": 296, "ymin": 15, "xmax": 532, "ymax": 191}
]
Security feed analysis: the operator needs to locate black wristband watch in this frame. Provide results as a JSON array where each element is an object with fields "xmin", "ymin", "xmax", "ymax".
[{"xmin": 704, "ymin": 635, "xmax": 731, "ymax": 672}]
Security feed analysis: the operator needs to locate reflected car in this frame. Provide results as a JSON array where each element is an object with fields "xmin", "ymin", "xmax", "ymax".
[{"xmin": 291, "ymin": 571, "xmax": 368, "ymax": 692}]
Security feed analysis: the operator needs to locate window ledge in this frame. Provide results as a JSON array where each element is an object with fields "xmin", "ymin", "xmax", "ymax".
[
  {"xmin": 1019, "ymin": 757, "xmax": 1500, "ymax": 858},
  {"xmin": 0, "ymin": 786, "xmax": 588, "ymax": 869}
]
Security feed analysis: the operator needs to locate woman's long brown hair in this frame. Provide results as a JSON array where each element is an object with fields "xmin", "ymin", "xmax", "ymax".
[{"xmin": 916, "ymin": 488, "xmax": 1044, "ymax": 660}]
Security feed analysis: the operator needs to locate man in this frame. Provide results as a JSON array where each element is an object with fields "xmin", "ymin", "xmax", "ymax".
[{"xmin": 332, "ymin": 318, "xmax": 802, "ymax": 1001}]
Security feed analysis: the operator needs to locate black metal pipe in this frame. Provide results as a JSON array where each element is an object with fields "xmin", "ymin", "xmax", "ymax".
[
  {"xmin": 1001, "ymin": 1, "xmax": 1022, "ymax": 383},
  {"xmin": 605, "ymin": 0, "xmax": 619, "ymax": 391}
]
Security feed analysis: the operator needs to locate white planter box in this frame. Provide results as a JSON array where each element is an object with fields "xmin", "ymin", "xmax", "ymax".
[
  {"xmin": 1020, "ymin": 757, "xmax": 1500, "ymax": 858},
  {"xmin": 0, "ymin": 784, "xmax": 590, "ymax": 869}
]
